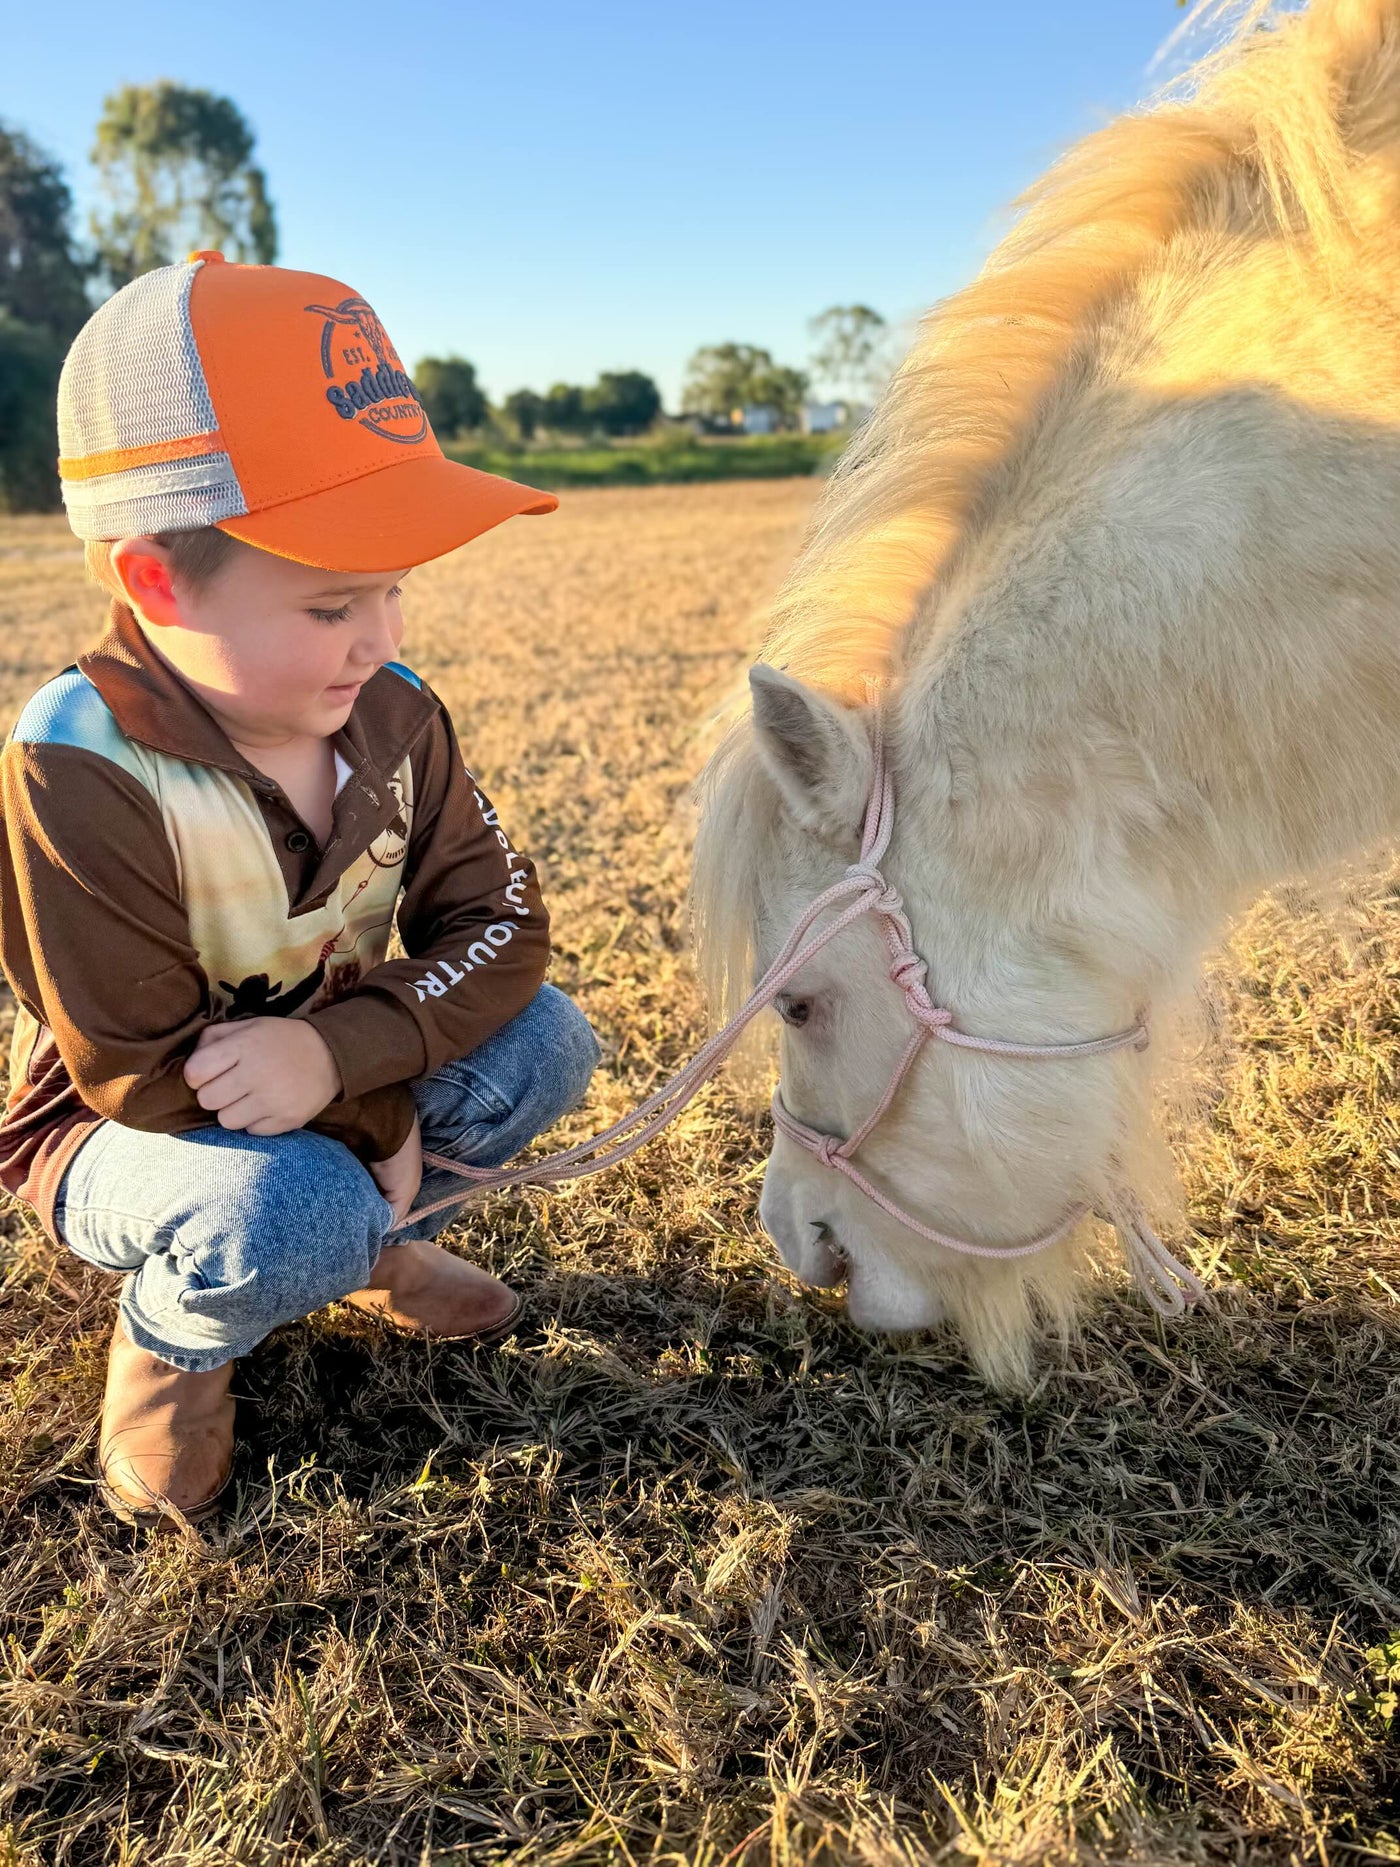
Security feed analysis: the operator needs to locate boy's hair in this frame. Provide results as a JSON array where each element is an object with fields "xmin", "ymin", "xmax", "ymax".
[{"xmin": 84, "ymin": 528, "xmax": 246, "ymax": 602}]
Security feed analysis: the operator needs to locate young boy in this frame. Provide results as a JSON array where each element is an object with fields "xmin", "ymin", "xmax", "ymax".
[{"xmin": 0, "ymin": 252, "xmax": 600, "ymax": 1527}]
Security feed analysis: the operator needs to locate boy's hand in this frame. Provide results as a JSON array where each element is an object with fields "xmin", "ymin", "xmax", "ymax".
[
  {"xmin": 184, "ymin": 1018, "xmax": 342, "ymax": 1133},
  {"xmin": 370, "ymin": 1115, "xmax": 423, "ymax": 1226}
]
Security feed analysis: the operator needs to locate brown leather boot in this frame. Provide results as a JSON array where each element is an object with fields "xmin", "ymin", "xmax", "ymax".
[
  {"xmin": 341, "ymin": 1239, "xmax": 521, "ymax": 1342},
  {"xmin": 98, "ymin": 1318, "xmax": 236, "ymax": 1529}
]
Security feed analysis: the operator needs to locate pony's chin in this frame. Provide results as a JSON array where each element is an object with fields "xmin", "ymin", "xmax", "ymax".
[{"xmin": 843, "ymin": 1255, "xmax": 947, "ymax": 1334}]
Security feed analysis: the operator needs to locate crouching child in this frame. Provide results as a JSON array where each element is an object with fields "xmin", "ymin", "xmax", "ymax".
[{"xmin": 0, "ymin": 253, "xmax": 599, "ymax": 1526}]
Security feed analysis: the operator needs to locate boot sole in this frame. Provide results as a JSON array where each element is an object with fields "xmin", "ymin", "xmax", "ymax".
[
  {"xmin": 97, "ymin": 1463, "xmax": 234, "ymax": 1531},
  {"xmin": 339, "ymin": 1289, "xmax": 524, "ymax": 1346}
]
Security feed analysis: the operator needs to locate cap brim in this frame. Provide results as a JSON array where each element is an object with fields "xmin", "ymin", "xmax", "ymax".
[{"xmin": 215, "ymin": 454, "xmax": 557, "ymax": 572}]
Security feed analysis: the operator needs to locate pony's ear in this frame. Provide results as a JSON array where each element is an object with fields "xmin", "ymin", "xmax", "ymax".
[{"xmin": 749, "ymin": 664, "xmax": 874, "ymax": 840}]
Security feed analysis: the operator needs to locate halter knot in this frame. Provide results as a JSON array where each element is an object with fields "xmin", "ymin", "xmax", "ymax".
[
  {"xmin": 844, "ymin": 859, "xmax": 882, "ymax": 888},
  {"xmin": 916, "ymin": 1003, "xmax": 955, "ymax": 1030},
  {"xmin": 888, "ymin": 952, "xmax": 927, "ymax": 990},
  {"xmin": 888, "ymin": 950, "xmax": 953, "ymax": 1030},
  {"xmin": 815, "ymin": 1134, "xmax": 842, "ymax": 1167}
]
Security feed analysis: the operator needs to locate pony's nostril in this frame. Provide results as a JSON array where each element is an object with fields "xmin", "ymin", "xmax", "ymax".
[{"xmin": 813, "ymin": 1223, "xmax": 850, "ymax": 1286}]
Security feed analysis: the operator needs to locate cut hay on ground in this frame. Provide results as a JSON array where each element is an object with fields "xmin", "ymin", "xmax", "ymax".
[{"xmin": 1, "ymin": 482, "xmax": 1398, "ymax": 1864}]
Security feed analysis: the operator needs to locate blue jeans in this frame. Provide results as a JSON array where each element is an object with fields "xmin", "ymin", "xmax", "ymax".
[{"xmin": 54, "ymin": 985, "xmax": 600, "ymax": 1372}]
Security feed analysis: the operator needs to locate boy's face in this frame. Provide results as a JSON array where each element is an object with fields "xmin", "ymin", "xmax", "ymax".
[{"xmin": 111, "ymin": 536, "xmax": 410, "ymax": 748}]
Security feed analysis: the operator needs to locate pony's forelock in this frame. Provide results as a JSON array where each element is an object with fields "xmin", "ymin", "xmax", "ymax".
[{"xmin": 689, "ymin": 718, "xmax": 784, "ymax": 1079}]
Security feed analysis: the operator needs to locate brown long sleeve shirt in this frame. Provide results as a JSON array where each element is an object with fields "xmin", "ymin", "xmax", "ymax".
[{"xmin": 0, "ymin": 601, "xmax": 550, "ymax": 1240}]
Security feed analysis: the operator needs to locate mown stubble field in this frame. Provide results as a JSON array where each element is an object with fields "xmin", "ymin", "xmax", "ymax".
[{"xmin": 2, "ymin": 479, "xmax": 1399, "ymax": 1865}]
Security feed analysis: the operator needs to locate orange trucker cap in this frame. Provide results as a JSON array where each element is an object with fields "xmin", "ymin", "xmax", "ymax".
[{"xmin": 56, "ymin": 251, "xmax": 557, "ymax": 571}]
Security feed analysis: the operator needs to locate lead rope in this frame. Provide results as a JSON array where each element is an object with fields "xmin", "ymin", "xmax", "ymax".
[
  {"xmin": 1102, "ymin": 1186, "xmax": 1206, "ymax": 1319},
  {"xmin": 389, "ymin": 704, "xmax": 1203, "ymax": 1318}
]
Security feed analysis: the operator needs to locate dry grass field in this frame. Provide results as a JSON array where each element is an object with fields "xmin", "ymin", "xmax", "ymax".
[{"xmin": 2, "ymin": 479, "xmax": 1400, "ymax": 1865}]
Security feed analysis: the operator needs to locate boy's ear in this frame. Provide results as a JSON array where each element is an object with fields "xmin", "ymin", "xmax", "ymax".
[{"xmin": 109, "ymin": 538, "xmax": 180, "ymax": 627}]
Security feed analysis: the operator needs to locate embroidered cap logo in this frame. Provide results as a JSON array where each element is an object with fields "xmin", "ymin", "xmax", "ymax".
[{"xmin": 304, "ymin": 295, "xmax": 428, "ymax": 445}]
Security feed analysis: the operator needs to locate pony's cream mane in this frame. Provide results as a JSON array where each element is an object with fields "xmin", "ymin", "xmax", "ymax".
[
  {"xmin": 765, "ymin": 0, "xmax": 1393, "ymax": 701},
  {"xmin": 694, "ymin": 0, "xmax": 1400, "ymax": 1025}
]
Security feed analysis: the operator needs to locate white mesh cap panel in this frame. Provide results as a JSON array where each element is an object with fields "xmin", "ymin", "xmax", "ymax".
[
  {"xmin": 57, "ymin": 260, "xmax": 218, "ymax": 461},
  {"xmin": 60, "ymin": 452, "xmax": 247, "ymax": 541}
]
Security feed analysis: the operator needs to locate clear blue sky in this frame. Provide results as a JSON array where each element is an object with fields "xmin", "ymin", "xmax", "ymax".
[{"xmin": 9, "ymin": 2, "xmax": 1196, "ymax": 407}]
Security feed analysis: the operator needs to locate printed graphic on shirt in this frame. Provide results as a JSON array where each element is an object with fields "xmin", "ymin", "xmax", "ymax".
[
  {"xmin": 220, "ymin": 965, "xmax": 327, "ymax": 1019},
  {"xmin": 150, "ymin": 753, "xmax": 417, "ymax": 1023},
  {"xmin": 410, "ymin": 921, "xmax": 519, "ymax": 1002},
  {"xmin": 405, "ymin": 770, "xmax": 534, "ymax": 1004},
  {"xmin": 473, "ymin": 780, "xmax": 533, "ymax": 920},
  {"xmin": 367, "ymin": 773, "xmax": 409, "ymax": 869}
]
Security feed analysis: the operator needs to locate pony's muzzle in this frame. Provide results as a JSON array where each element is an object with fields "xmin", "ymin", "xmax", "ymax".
[{"xmin": 758, "ymin": 1165, "xmax": 848, "ymax": 1287}]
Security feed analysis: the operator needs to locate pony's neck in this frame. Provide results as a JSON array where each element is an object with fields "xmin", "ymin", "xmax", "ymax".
[{"xmin": 893, "ymin": 378, "xmax": 1400, "ymax": 1043}]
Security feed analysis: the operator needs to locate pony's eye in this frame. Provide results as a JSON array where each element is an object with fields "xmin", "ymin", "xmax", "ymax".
[{"xmin": 776, "ymin": 994, "xmax": 812, "ymax": 1027}]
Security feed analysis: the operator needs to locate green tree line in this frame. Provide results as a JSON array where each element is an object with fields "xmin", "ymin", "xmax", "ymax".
[
  {"xmin": 2, "ymin": 77, "xmax": 898, "ymax": 508},
  {"xmin": 454, "ymin": 311, "xmax": 892, "ymax": 448}
]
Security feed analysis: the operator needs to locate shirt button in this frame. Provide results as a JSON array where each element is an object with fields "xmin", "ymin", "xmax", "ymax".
[{"xmin": 285, "ymin": 829, "xmax": 312, "ymax": 853}]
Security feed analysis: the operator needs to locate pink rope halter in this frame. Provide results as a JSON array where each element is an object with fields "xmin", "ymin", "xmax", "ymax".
[{"xmin": 392, "ymin": 705, "xmax": 1204, "ymax": 1319}]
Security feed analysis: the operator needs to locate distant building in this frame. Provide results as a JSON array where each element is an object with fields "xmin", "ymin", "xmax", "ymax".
[
  {"xmin": 801, "ymin": 400, "xmax": 870, "ymax": 435},
  {"xmin": 802, "ymin": 401, "xmax": 846, "ymax": 435},
  {"xmin": 683, "ymin": 405, "xmax": 795, "ymax": 437},
  {"xmin": 732, "ymin": 405, "xmax": 780, "ymax": 435}
]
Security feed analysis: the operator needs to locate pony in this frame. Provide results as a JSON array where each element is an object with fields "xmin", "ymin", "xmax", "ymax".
[{"xmin": 691, "ymin": 0, "xmax": 1400, "ymax": 1386}]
